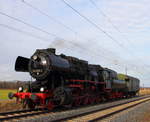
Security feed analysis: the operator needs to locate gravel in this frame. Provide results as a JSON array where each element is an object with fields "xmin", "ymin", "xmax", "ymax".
[{"xmin": 100, "ymin": 99, "xmax": 150, "ymax": 122}]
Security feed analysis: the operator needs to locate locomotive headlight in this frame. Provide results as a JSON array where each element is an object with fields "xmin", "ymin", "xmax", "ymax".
[
  {"xmin": 33, "ymin": 55, "xmax": 37, "ymax": 60},
  {"xmin": 41, "ymin": 57, "xmax": 47, "ymax": 65},
  {"xmin": 40, "ymin": 87, "xmax": 44, "ymax": 92},
  {"xmin": 42, "ymin": 60, "xmax": 47, "ymax": 65},
  {"xmin": 18, "ymin": 86, "xmax": 23, "ymax": 92}
]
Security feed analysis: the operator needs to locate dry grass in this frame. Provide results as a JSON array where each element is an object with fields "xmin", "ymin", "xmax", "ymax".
[
  {"xmin": 139, "ymin": 88, "xmax": 150, "ymax": 95},
  {"xmin": 141, "ymin": 112, "xmax": 150, "ymax": 122},
  {"xmin": 0, "ymin": 100, "xmax": 22, "ymax": 112}
]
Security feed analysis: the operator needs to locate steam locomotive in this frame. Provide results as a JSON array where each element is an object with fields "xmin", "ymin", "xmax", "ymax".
[{"xmin": 8, "ymin": 48, "xmax": 140, "ymax": 109}]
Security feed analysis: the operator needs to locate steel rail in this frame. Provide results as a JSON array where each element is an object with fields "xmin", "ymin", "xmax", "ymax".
[
  {"xmin": 0, "ymin": 108, "xmax": 49, "ymax": 121},
  {"xmin": 91, "ymin": 98, "xmax": 150, "ymax": 122}
]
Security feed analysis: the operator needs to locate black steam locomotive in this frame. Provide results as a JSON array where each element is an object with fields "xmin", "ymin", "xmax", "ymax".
[{"xmin": 9, "ymin": 48, "xmax": 140, "ymax": 109}]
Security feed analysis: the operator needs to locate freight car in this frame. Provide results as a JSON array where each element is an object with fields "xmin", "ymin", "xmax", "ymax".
[{"xmin": 8, "ymin": 48, "xmax": 140, "ymax": 110}]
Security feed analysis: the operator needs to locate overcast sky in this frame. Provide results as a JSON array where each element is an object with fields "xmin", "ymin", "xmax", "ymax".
[{"xmin": 0, "ymin": 0, "xmax": 150, "ymax": 86}]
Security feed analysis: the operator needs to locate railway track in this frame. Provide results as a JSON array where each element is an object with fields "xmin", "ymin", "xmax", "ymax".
[
  {"xmin": 0, "ymin": 108, "xmax": 51, "ymax": 121},
  {"xmin": 53, "ymin": 95, "xmax": 150, "ymax": 122},
  {"xmin": 65, "ymin": 96, "xmax": 150, "ymax": 122},
  {"xmin": 0, "ymin": 95, "xmax": 150, "ymax": 122}
]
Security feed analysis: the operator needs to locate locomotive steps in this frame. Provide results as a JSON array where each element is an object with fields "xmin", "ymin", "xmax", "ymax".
[{"xmin": 0, "ymin": 95, "xmax": 149, "ymax": 122}]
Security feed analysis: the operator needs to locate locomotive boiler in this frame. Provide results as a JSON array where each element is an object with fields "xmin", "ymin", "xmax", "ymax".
[{"xmin": 8, "ymin": 48, "xmax": 140, "ymax": 110}]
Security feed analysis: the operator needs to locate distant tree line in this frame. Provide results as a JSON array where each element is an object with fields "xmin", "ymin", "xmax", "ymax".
[{"xmin": 0, "ymin": 81, "xmax": 28, "ymax": 89}]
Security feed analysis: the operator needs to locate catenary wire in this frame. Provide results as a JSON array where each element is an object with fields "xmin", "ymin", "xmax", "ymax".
[
  {"xmin": 61, "ymin": 0, "xmax": 126, "ymax": 49},
  {"xmin": 89, "ymin": 0, "xmax": 150, "ymax": 73},
  {"xmin": 61, "ymin": 0, "xmax": 149, "ymax": 75},
  {"xmin": 0, "ymin": 7, "xmax": 144, "ymax": 77},
  {"xmin": 21, "ymin": 0, "xmax": 147, "ymax": 76},
  {"xmin": 89, "ymin": 0, "xmax": 138, "ymax": 49},
  {"xmin": 0, "ymin": 11, "xmax": 58, "ymax": 38},
  {"xmin": 0, "ymin": 23, "xmax": 51, "ymax": 42},
  {"xmin": 61, "ymin": 0, "xmax": 147, "ymax": 60},
  {"xmin": 21, "ymin": 0, "xmax": 76, "ymax": 34},
  {"xmin": 0, "ymin": 12, "xmax": 119, "ymax": 64},
  {"xmin": 20, "ymin": 0, "xmax": 122, "ymax": 62}
]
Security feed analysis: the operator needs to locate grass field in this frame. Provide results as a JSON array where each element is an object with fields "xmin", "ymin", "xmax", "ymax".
[{"xmin": 0, "ymin": 89, "xmax": 17, "ymax": 100}]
